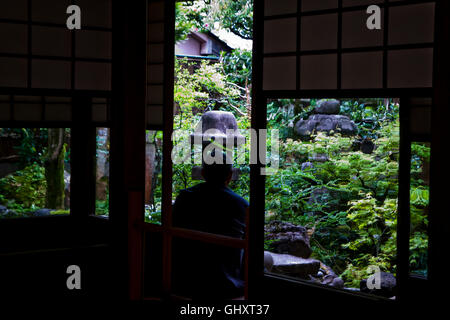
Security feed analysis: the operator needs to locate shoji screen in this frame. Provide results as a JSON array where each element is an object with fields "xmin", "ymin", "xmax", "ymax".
[
  {"xmin": 0, "ymin": 0, "xmax": 112, "ymax": 124},
  {"xmin": 147, "ymin": 0, "xmax": 170, "ymax": 128},
  {"xmin": 262, "ymin": 0, "xmax": 436, "ymax": 92}
]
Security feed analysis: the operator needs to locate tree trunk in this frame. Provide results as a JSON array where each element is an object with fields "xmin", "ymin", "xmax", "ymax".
[{"xmin": 45, "ymin": 128, "xmax": 65, "ymax": 209}]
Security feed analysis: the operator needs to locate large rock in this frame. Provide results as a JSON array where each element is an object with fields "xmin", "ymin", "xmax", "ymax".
[
  {"xmin": 360, "ymin": 272, "xmax": 397, "ymax": 298},
  {"xmin": 265, "ymin": 221, "xmax": 312, "ymax": 258},
  {"xmin": 32, "ymin": 208, "xmax": 52, "ymax": 217},
  {"xmin": 315, "ymin": 99, "xmax": 340, "ymax": 114},
  {"xmin": 309, "ymin": 261, "xmax": 344, "ymax": 288},
  {"xmin": 295, "ymin": 114, "xmax": 357, "ymax": 139},
  {"xmin": 267, "ymin": 251, "xmax": 320, "ymax": 278},
  {"xmin": 0, "ymin": 205, "xmax": 7, "ymax": 216}
]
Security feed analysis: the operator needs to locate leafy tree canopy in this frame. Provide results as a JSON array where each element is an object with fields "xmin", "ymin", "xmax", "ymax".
[{"xmin": 175, "ymin": 0, "xmax": 253, "ymax": 42}]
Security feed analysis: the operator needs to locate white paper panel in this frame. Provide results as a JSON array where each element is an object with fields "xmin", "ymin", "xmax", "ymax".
[
  {"xmin": 75, "ymin": 62, "xmax": 111, "ymax": 91},
  {"xmin": 32, "ymin": 26, "xmax": 71, "ymax": 57},
  {"xmin": 146, "ymin": 105, "xmax": 163, "ymax": 126},
  {"xmin": 264, "ymin": 0, "xmax": 297, "ymax": 16},
  {"xmin": 32, "ymin": 59, "xmax": 71, "ymax": 89},
  {"xmin": 0, "ymin": 58, "xmax": 27, "ymax": 87},
  {"xmin": 389, "ymin": 3, "xmax": 435, "ymax": 45},
  {"xmin": 148, "ymin": 44, "xmax": 164, "ymax": 63},
  {"xmin": 15, "ymin": 103, "xmax": 42, "ymax": 121},
  {"xmin": 149, "ymin": 1, "xmax": 165, "ymax": 22},
  {"xmin": 76, "ymin": 30, "xmax": 112, "ymax": 59},
  {"xmin": 0, "ymin": 23, "xmax": 27, "ymax": 54},
  {"xmin": 32, "ymin": 0, "xmax": 70, "ymax": 24},
  {"xmin": 148, "ymin": 85, "xmax": 164, "ymax": 105},
  {"xmin": 301, "ymin": 0, "xmax": 338, "ymax": 12},
  {"xmin": 263, "ymin": 56, "xmax": 296, "ymax": 90},
  {"xmin": 342, "ymin": 10, "xmax": 383, "ymax": 48},
  {"xmin": 301, "ymin": 14, "xmax": 338, "ymax": 51},
  {"xmin": 300, "ymin": 54, "xmax": 337, "ymax": 89},
  {"xmin": 342, "ymin": 52, "xmax": 383, "ymax": 89},
  {"xmin": 92, "ymin": 104, "xmax": 108, "ymax": 122},
  {"xmin": 0, "ymin": 0, "xmax": 27, "ymax": 20},
  {"xmin": 0, "ymin": 103, "xmax": 10, "ymax": 121},
  {"xmin": 77, "ymin": 0, "xmax": 112, "ymax": 28},
  {"xmin": 343, "ymin": 0, "xmax": 384, "ymax": 7},
  {"xmin": 148, "ymin": 23, "xmax": 165, "ymax": 43},
  {"xmin": 410, "ymin": 106, "xmax": 431, "ymax": 136},
  {"xmin": 148, "ymin": 64, "xmax": 164, "ymax": 84},
  {"xmin": 264, "ymin": 18, "xmax": 297, "ymax": 53},
  {"xmin": 388, "ymin": 48, "xmax": 433, "ymax": 88},
  {"xmin": 45, "ymin": 103, "xmax": 72, "ymax": 121}
]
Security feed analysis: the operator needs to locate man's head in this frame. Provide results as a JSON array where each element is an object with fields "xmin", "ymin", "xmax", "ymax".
[{"xmin": 201, "ymin": 150, "xmax": 233, "ymax": 185}]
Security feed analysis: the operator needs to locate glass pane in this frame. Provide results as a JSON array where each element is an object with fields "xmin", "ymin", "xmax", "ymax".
[
  {"xmin": 409, "ymin": 142, "xmax": 430, "ymax": 278},
  {"xmin": 95, "ymin": 127, "xmax": 110, "ymax": 217},
  {"xmin": 144, "ymin": 130, "xmax": 163, "ymax": 225},
  {"xmin": 265, "ymin": 98, "xmax": 400, "ymax": 298},
  {"xmin": 0, "ymin": 128, "xmax": 71, "ymax": 218}
]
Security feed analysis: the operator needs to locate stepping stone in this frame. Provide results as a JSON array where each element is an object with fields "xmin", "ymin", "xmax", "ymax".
[{"xmin": 266, "ymin": 251, "xmax": 320, "ymax": 278}]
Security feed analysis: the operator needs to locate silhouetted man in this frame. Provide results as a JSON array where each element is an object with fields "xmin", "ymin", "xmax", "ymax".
[{"xmin": 172, "ymin": 152, "xmax": 248, "ymax": 299}]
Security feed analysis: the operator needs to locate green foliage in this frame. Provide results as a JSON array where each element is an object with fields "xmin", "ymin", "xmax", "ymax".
[
  {"xmin": 176, "ymin": 0, "xmax": 253, "ymax": 41},
  {"xmin": 221, "ymin": 49, "xmax": 252, "ymax": 88},
  {"xmin": 0, "ymin": 164, "xmax": 47, "ymax": 212}
]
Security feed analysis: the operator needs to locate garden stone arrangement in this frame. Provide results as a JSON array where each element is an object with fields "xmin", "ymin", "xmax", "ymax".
[
  {"xmin": 294, "ymin": 99, "xmax": 357, "ymax": 139},
  {"xmin": 264, "ymin": 220, "xmax": 345, "ymax": 289}
]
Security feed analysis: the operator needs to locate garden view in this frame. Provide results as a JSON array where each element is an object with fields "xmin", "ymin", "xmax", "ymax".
[{"xmin": 0, "ymin": 0, "xmax": 430, "ymax": 296}]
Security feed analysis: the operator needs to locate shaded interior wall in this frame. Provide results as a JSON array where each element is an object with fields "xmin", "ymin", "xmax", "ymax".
[{"xmin": 0, "ymin": 216, "xmax": 112, "ymax": 299}]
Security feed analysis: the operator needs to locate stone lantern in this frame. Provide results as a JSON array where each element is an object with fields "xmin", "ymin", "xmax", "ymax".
[{"xmin": 190, "ymin": 111, "xmax": 245, "ymax": 180}]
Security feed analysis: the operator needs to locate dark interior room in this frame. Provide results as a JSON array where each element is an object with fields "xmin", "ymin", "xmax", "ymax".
[{"xmin": 0, "ymin": 0, "xmax": 449, "ymax": 316}]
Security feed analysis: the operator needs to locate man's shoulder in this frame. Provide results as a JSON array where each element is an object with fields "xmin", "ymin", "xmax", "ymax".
[{"xmin": 223, "ymin": 187, "xmax": 249, "ymax": 208}]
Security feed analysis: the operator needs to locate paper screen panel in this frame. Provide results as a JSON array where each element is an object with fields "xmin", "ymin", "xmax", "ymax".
[
  {"xmin": 264, "ymin": 0, "xmax": 297, "ymax": 17},
  {"xmin": 32, "ymin": 26, "xmax": 71, "ymax": 57},
  {"xmin": 0, "ymin": 23, "xmax": 27, "ymax": 54},
  {"xmin": 342, "ymin": 10, "xmax": 384, "ymax": 48},
  {"xmin": 301, "ymin": 14, "xmax": 338, "ymax": 51},
  {"xmin": 75, "ymin": 62, "xmax": 111, "ymax": 91},
  {"xmin": 301, "ymin": 0, "xmax": 338, "ymax": 12},
  {"xmin": 300, "ymin": 54, "xmax": 337, "ymax": 90},
  {"xmin": 264, "ymin": 18, "xmax": 297, "ymax": 54},
  {"xmin": 263, "ymin": 56, "xmax": 296, "ymax": 90},
  {"xmin": 342, "ymin": 52, "xmax": 383, "ymax": 89},
  {"xmin": 388, "ymin": 3, "xmax": 435, "ymax": 45},
  {"xmin": 0, "ymin": 58, "xmax": 27, "ymax": 87},
  {"xmin": 387, "ymin": 48, "xmax": 433, "ymax": 88},
  {"xmin": 0, "ymin": 0, "xmax": 27, "ymax": 20},
  {"xmin": 146, "ymin": 105, "xmax": 163, "ymax": 126},
  {"xmin": 76, "ymin": 30, "xmax": 112, "ymax": 59}
]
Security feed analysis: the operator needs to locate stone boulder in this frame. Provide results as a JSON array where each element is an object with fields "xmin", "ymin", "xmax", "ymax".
[
  {"xmin": 0, "ymin": 205, "xmax": 7, "ymax": 216},
  {"xmin": 314, "ymin": 99, "xmax": 340, "ymax": 115},
  {"xmin": 32, "ymin": 208, "xmax": 52, "ymax": 217},
  {"xmin": 266, "ymin": 251, "xmax": 320, "ymax": 279},
  {"xmin": 265, "ymin": 220, "xmax": 312, "ymax": 258},
  {"xmin": 360, "ymin": 272, "xmax": 397, "ymax": 298},
  {"xmin": 309, "ymin": 262, "xmax": 344, "ymax": 288},
  {"xmin": 295, "ymin": 114, "xmax": 357, "ymax": 139},
  {"xmin": 264, "ymin": 251, "xmax": 274, "ymax": 272}
]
